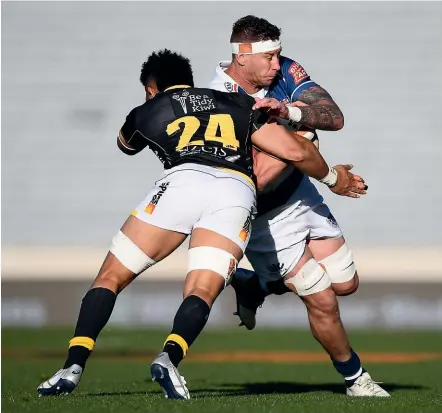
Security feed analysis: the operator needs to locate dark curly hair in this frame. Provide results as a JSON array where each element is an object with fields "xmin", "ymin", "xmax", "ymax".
[
  {"xmin": 139, "ymin": 49, "xmax": 194, "ymax": 91},
  {"xmin": 230, "ymin": 15, "xmax": 281, "ymax": 43}
]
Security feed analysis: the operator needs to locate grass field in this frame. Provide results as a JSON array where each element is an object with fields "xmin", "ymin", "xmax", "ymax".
[{"xmin": 2, "ymin": 328, "xmax": 442, "ymax": 412}]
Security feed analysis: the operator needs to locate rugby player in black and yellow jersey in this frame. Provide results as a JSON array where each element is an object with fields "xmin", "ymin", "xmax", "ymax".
[{"xmin": 38, "ymin": 50, "xmax": 363, "ymax": 399}]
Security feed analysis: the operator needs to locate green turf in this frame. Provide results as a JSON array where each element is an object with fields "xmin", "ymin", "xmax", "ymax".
[{"xmin": 2, "ymin": 328, "xmax": 442, "ymax": 413}]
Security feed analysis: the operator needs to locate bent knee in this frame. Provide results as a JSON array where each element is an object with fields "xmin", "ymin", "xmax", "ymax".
[
  {"xmin": 93, "ymin": 257, "xmax": 135, "ymax": 293},
  {"xmin": 333, "ymin": 272, "xmax": 359, "ymax": 296},
  {"xmin": 183, "ymin": 282, "xmax": 219, "ymax": 307}
]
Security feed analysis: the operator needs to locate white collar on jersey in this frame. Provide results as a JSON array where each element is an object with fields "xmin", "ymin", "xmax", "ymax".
[{"xmin": 215, "ymin": 61, "xmax": 268, "ymax": 99}]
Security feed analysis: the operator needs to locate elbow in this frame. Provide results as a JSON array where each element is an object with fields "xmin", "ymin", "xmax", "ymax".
[
  {"xmin": 289, "ymin": 151, "xmax": 307, "ymax": 163},
  {"xmin": 332, "ymin": 113, "xmax": 344, "ymax": 131},
  {"xmin": 119, "ymin": 147, "xmax": 138, "ymax": 156},
  {"xmin": 285, "ymin": 143, "xmax": 309, "ymax": 163},
  {"xmin": 117, "ymin": 138, "xmax": 138, "ymax": 156}
]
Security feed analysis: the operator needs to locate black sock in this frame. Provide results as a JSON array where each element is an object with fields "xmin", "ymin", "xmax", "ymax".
[
  {"xmin": 332, "ymin": 348, "xmax": 366, "ymax": 387},
  {"xmin": 64, "ymin": 287, "xmax": 116, "ymax": 369},
  {"xmin": 163, "ymin": 295, "xmax": 210, "ymax": 367}
]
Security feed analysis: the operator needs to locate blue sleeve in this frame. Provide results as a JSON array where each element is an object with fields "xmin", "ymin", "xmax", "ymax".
[{"xmin": 280, "ymin": 56, "xmax": 318, "ymax": 102}]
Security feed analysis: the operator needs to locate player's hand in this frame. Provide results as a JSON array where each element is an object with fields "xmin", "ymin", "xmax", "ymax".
[
  {"xmin": 253, "ymin": 97, "xmax": 289, "ymax": 120},
  {"xmin": 329, "ymin": 164, "xmax": 368, "ymax": 198}
]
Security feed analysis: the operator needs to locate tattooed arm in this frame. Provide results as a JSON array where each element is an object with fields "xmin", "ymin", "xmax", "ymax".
[
  {"xmin": 294, "ymin": 85, "xmax": 344, "ymax": 131},
  {"xmin": 277, "ymin": 56, "xmax": 344, "ymax": 131}
]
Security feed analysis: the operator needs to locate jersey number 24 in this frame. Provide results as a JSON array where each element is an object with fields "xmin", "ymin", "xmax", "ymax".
[{"xmin": 167, "ymin": 114, "xmax": 240, "ymax": 151}]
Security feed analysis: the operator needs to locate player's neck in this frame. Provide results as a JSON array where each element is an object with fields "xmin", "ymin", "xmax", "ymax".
[{"xmin": 225, "ymin": 64, "xmax": 261, "ymax": 95}]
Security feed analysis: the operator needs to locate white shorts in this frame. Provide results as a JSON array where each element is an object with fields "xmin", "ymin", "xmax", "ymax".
[
  {"xmin": 131, "ymin": 164, "xmax": 256, "ymax": 251},
  {"xmin": 246, "ymin": 176, "xmax": 342, "ymax": 282}
]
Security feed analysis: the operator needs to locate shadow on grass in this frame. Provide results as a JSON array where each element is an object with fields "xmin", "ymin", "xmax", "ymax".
[{"xmin": 86, "ymin": 381, "xmax": 426, "ymax": 398}]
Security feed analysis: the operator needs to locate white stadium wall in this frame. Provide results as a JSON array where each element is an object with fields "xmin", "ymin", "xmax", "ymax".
[{"xmin": 2, "ymin": 2, "xmax": 441, "ymax": 328}]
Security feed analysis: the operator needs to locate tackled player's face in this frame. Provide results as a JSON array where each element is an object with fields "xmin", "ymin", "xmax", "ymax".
[{"xmin": 243, "ymin": 49, "xmax": 281, "ymax": 87}]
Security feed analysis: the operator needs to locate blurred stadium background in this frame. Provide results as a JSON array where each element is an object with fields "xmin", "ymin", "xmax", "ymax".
[{"xmin": 2, "ymin": 1, "xmax": 442, "ymax": 331}]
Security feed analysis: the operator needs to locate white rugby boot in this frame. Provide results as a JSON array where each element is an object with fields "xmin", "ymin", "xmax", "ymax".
[
  {"xmin": 346, "ymin": 372, "xmax": 390, "ymax": 397},
  {"xmin": 151, "ymin": 352, "xmax": 190, "ymax": 400},
  {"xmin": 37, "ymin": 364, "xmax": 83, "ymax": 396}
]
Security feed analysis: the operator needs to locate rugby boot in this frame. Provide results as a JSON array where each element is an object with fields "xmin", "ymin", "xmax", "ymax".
[
  {"xmin": 346, "ymin": 372, "xmax": 390, "ymax": 397},
  {"xmin": 231, "ymin": 268, "xmax": 266, "ymax": 330},
  {"xmin": 151, "ymin": 352, "xmax": 190, "ymax": 400},
  {"xmin": 37, "ymin": 364, "xmax": 83, "ymax": 396}
]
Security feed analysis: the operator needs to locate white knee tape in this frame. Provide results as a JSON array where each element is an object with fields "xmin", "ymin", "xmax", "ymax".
[
  {"xmin": 284, "ymin": 258, "xmax": 331, "ymax": 296},
  {"xmin": 319, "ymin": 243, "xmax": 356, "ymax": 284},
  {"xmin": 188, "ymin": 247, "xmax": 238, "ymax": 286},
  {"xmin": 110, "ymin": 230, "xmax": 155, "ymax": 274}
]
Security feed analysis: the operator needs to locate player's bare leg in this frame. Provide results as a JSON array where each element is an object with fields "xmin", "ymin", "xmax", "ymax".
[
  {"xmin": 282, "ymin": 252, "xmax": 389, "ymax": 396},
  {"xmin": 152, "ymin": 228, "xmax": 244, "ymax": 400},
  {"xmin": 232, "ymin": 234, "xmax": 359, "ymax": 329},
  {"xmin": 37, "ymin": 216, "xmax": 186, "ymax": 397},
  {"xmin": 280, "ymin": 248, "xmax": 352, "ymax": 362}
]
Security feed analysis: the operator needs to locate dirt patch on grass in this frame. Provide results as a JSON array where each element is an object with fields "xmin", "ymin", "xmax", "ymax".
[
  {"xmin": 187, "ymin": 351, "xmax": 441, "ymax": 363},
  {"xmin": 3, "ymin": 349, "xmax": 441, "ymax": 364}
]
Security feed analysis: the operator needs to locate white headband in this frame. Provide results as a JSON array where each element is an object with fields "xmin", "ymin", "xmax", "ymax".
[{"xmin": 231, "ymin": 39, "xmax": 281, "ymax": 55}]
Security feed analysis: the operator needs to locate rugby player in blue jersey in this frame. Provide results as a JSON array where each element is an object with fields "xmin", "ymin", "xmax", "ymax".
[{"xmin": 209, "ymin": 15, "xmax": 388, "ymax": 397}]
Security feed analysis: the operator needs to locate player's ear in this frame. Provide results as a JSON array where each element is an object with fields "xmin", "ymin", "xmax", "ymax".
[
  {"xmin": 146, "ymin": 85, "xmax": 158, "ymax": 100},
  {"xmin": 235, "ymin": 53, "xmax": 247, "ymax": 67},
  {"xmin": 145, "ymin": 79, "xmax": 160, "ymax": 100}
]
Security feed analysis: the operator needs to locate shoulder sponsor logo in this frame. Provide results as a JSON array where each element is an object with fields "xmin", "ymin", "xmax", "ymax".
[{"xmin": 288, "ymin": 61, "xmax": 309, "ymax": 85}]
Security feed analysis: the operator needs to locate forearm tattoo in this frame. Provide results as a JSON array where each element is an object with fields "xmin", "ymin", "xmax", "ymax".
[{"xmin": 297, "ymin": 86, "xmax": 344, "ymax": 131}]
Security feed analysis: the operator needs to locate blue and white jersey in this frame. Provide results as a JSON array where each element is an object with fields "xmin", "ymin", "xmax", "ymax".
[
  {"xmin": 209, "ymin": 57, "xmax": 318, "ymax": 214},
  {"xmin": 209, "ymin": 56, "xmax": 317, "ymax": 104}
]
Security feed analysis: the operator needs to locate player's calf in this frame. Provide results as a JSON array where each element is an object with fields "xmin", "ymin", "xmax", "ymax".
[
  {"xmin": 151, "ymin": 291, "xmax": 212, "ymax": 400},
  {"xmin": 162, "ymin": 248, "xmax": 233, "ymax": 367},
  {"xmin": 152, "ymin": 282, "xmax": 216, "ymax": 400},
  {"xmin": 298, "ymin": 275, "xmax": 388, "ymax": 396},
  {"xmin": 153, "ymin": 241, "xmax": 239, "ymax": 399},
  {"xmin": 163, "ymin": 294, "xmax": 212, "ymax": 367}
]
